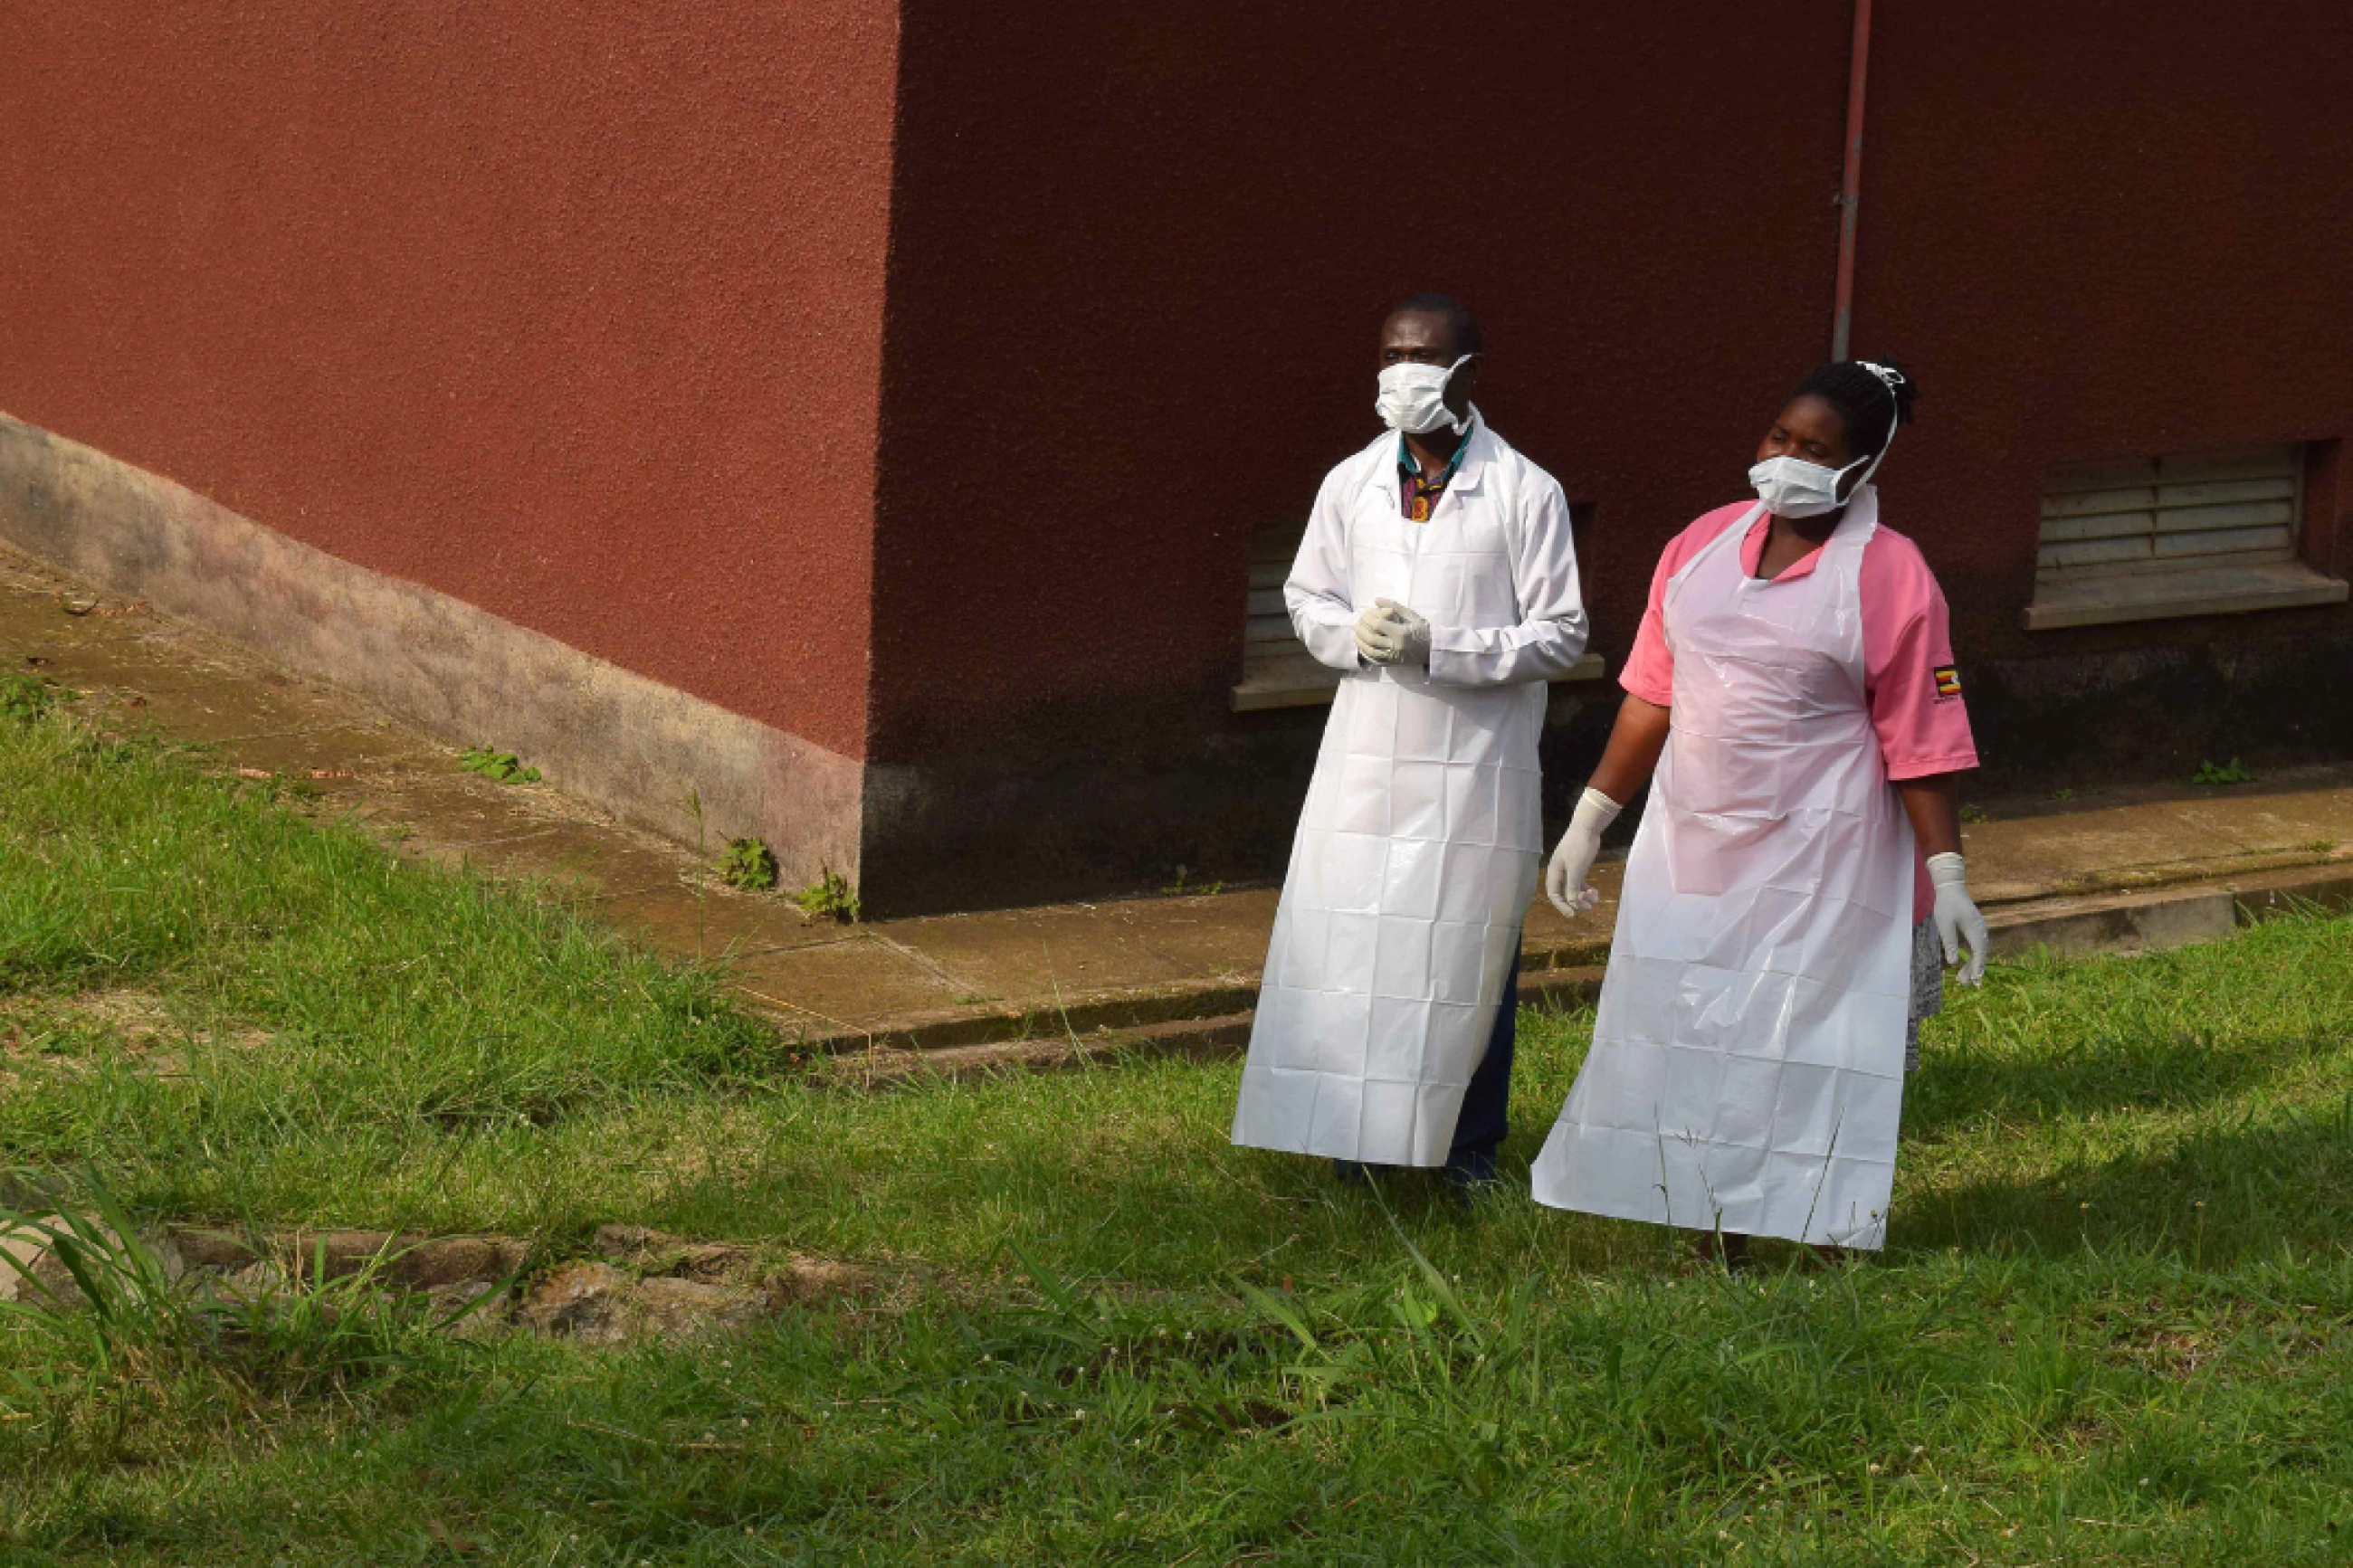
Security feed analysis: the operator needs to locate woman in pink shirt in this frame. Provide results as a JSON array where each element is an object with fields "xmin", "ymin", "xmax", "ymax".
[{"xmin": 1529, "ymin": 361, "xmax": 1988, "ymax": 1260}]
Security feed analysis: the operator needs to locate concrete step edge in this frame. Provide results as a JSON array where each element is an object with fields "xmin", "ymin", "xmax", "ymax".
[
  {"xmin": 1986, "ymin": 862, "xmax": 2353, "ymax": 959},
  {"xmin": 754, "ymin": 864, "xmax": 2353, "ymax": 1060},
  {"xmin": 1972, "ymin": 845, "xmax": 2352, "ymax": 910},
  {"xmin": 815, "ymin": 1011, "xmax": 1259, "ymax": 1086},
  {"xmin": 742, "ymin": 978, "xmax": 1265, "ymax": 1056}
]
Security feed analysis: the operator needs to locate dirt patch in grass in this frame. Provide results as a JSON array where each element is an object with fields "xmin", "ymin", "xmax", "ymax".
[
  {"xmin": 4, "ymin": 985, "xmax": 175, "ymax": 1045},
  {"xmin": 0, "ymin": 988, "xmax": 268, "ymax": 1086}
]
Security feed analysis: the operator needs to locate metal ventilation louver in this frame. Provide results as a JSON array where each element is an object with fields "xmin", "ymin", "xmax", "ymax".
[{"xmin": 2026, "ymin": 445, "xmax": 2344, "ymax": 629}]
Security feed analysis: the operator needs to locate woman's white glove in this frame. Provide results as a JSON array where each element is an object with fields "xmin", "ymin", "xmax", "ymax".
[
  {"xmin": 1544, "ymin": 787, "xmax": 1624, "ymax": 917},
  {"xmin": 1926, "ymin": 851, "xmax": 1990, "ymax": 984},
  {"xmin": 1354, "ymin": 598, "xmax": 1432, "ymax": 668}
]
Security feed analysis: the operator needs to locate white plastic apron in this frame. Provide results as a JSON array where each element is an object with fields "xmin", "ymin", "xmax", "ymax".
[
  {"xmin": 1231, "ymin": 475, "xmax": 1543, "ymax": 1166},
  {"xmin": 1531, "ymin": 490, "xmax": 1914, "ymax": 1246}
]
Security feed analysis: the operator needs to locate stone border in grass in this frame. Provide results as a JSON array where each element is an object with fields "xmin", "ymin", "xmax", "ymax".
[{"xmin": 1, "ymin": 1217, "xmax": 879, "ymax": 1347}]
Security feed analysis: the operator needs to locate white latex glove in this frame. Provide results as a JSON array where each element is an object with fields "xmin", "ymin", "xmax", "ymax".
[
  {"xmin": 1352, "ymin": 603, "xmax": 1399, "ymax": 666},
  {"xmin": 1355, "ymin": 597, "xmax": 1432, "ymax": 668},
  {"xmin": 1544, "ymin": 787, "xmax": 1624, "ymax": 917},
  {"xmin": 1926, "ymin": 851, "xmax": 1989, "ymax": 984}
]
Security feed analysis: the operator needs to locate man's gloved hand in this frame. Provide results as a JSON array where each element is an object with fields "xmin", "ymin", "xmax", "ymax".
[
  {"xmin": 1352, "ymin": 603, "xmax": 1402, "ymax": 666},
  {"xmin": 1544, "ymin": 787, "xmax": 1624, "ymax": 918},
  {"xmin": 1352, "ymin": 597, "xmax": 1432, "ymax": 668},
  {"xmin": 1926, "ymin": 851, "xmax": 1989, "ymax": 984}
]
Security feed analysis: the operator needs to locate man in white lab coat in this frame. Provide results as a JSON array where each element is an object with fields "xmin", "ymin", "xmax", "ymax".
[{"xmin": 1231, "ymin": 294, "xmax": 1589, "ymax": 1185}]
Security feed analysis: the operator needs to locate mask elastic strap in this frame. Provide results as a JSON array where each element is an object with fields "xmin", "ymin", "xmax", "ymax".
[
  {"xmin": 1441, "ymin": 353, "xmax": 1475, "ymax": 434},
  {"xmin": 1852, "ymin": 361, "xmax": 1905, "ymax": 487}
]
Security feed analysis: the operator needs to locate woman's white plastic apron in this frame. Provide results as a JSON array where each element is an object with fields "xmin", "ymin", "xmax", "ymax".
[
  {"xmin": 1230, "ymin": 460, "xmax": 1544, "ymax": 1167},
  {"xmin": 1531, "ymin": 489, "xmax": 1914, "ymax": 1247}
]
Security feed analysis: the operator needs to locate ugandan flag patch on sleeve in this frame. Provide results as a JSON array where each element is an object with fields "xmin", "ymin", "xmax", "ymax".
[{"xmin": 1934, "ymin": 664, "xmax": 1963, "ymax": 698}]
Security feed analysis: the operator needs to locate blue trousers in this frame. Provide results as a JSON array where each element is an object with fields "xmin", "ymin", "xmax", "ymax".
[{"xmin": 1448, "ymin": 949, "xmax": 1519, "ymax": 1165}]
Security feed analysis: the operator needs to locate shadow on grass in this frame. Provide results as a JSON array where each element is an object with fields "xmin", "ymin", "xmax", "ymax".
[
  {"xmin": 1897, "ymin": 1085, "xmax": 2353, "ymax": 1260},
  {"xmin": 1900, "ymin": 1028, "xmax": 2342, "ymax": 1141}
]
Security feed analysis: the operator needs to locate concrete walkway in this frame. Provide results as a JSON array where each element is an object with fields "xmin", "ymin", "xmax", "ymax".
[{"xmin": 9, "ymin": 539, "xmax": 2352, "ymax": 1077}]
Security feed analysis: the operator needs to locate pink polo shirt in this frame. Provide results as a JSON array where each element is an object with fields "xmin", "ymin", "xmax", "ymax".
[{"xmin": 1620, "ymin": 501, "xmax": 1979, "ymax": 920}]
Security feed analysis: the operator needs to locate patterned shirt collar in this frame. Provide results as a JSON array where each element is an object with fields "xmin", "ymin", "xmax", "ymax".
[
  {"xmin": 1397, "ymin": 423, "xmax": 1475, "ymax": 479},
  {"xmin": 1397, "ymin": 423, "xmax": 1476, "ymax": 520}
]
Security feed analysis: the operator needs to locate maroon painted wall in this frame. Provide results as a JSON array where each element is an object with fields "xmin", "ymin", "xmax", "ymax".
[
  {"xmin": 871, "ymin": 4, "xmax": 1853, "ymax": 760},
  {"xmin": 862, "ymin": 4, "xmax": 1855, "ymax": 907},
  {"xmin": 1849, "ymin": 3, "xmax": 2353, "ymax": 774},
  {"xmin": 0, "ymin": 2, "xmax": 899, "ymax": 760},
  {"xmin": 1855, "ymin": 2, "xmax": 2353, "ymax": 657}
]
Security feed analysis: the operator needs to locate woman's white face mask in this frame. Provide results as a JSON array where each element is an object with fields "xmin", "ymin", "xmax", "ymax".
[
  {"xmin": 1750, "ymin": 366, "xmax": 1906, "ymax": 518},
  {"xmin": 1747, "ymin": 452, "xmax": 1872, "ymax": 519},
  {"xmin": 1376, "ymin": 354, "xmax": 1473, "ymax": 435}
]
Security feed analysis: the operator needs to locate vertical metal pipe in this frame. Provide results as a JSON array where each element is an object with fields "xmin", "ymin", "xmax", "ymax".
[{"xmin": 1830, "ymin": 0, "xmax": 1874, "ymax": 361}]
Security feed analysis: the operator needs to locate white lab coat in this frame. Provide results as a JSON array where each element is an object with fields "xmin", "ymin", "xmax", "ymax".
[{"xmin": 1231, "ymin": 415, "xmax": 1588, "ymax": 1165}]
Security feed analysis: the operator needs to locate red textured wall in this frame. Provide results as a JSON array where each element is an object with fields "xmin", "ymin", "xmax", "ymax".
[
  {"xmin": 0, "ymin": 2, "xmax": 899, "ymax": 760},
  {"xmin": 1852, "ymin": 2, "xmax": 2353, "ymax": 658},
  {"xmin": 866, "ymin": 4, "xmax": 1855, "ymax": 767}
]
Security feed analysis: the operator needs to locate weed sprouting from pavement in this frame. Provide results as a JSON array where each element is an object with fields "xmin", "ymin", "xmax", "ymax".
[
  {"xmin": 795, "ymin": 868, "xmax": 861, "ymax": 923},
  {"xmin": 719, "ymin": 837, "xmax": 780, "ymax": 892},
  {"xmin": 456, "ymin": 746, "xmax": 540, "ymax": 784},
  {"xmin": 2192, "ymin": 757, "xmax": 2258, "ymax": 786}
]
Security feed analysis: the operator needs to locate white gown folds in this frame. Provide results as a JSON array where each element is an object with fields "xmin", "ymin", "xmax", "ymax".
[
  {"xmin": 1232, "ymin": 415, "xmax": 1587, "ymax": 1166},
  {"xmin": 1530, "ymin": 490, "xmax": 1915, "ymax": 1246}
]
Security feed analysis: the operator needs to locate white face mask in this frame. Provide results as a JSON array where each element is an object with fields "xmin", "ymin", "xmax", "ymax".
[
  {"xmin": 1751, "ymin": 362, "xmax": 1908, "ymax": 518},
  {"xmin": 1376, "ymin": 354, "xmax": 1473, "ymax": 435},
  {"xmin": 1748, "ymin": 452, "xmax": 1872, "ymax": 519}
]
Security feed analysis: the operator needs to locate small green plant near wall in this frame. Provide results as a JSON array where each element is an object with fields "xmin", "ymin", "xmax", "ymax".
[
  {"xmin": 1958, "ymin": 803, "xmax": 1989, "ymax": 826},
  {"xmin": 1161, "ymin": 865, "xmax": 1224, "ymax": 898},
  {"xmin": 2192, "ymin": 757, "xmax": 2258, "ymax": 786},
  {"xmin": 796, "ymin": 868, "xmax": 861, "ymax": 923},
  {"xmin": 457, "ymin": 746, "xmax": 540, "ymax": 784},
  {"xmin": 719, "ymin": 837, "xmax": 780, "ymax": 892},
  {"xmin": 0, "ymin": 674, "xmax": 68, "ymax": 723}
]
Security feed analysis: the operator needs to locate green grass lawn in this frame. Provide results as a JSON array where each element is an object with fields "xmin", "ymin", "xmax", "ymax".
[{"xmin": 5, "ymin": 696, "xmax": 2353, "ymax": 1563}]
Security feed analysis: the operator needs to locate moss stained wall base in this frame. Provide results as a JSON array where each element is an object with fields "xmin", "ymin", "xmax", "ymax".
[{"xmin": 0, "ymin": 414, "xmax": 863, "ymax": 893}]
